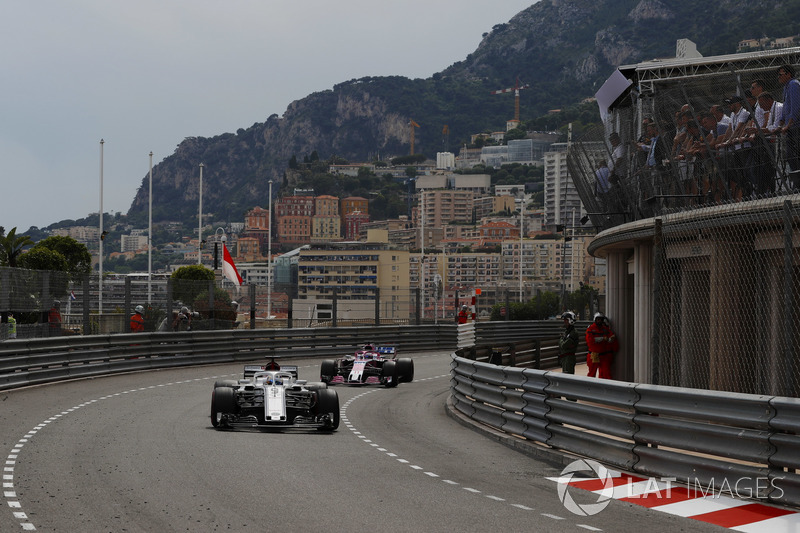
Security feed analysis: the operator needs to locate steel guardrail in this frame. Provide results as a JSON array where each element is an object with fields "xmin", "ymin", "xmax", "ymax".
[
  {"xmin": 0, "ymin": 324, "xmax": 458, "ymax": 391},
  {"xmin": 450, "ymin": 352, "xmax": 800, "ymax": 508}
]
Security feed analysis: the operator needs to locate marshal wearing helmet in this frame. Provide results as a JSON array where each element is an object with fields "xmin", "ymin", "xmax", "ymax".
[{"xmin": 558, "ymin": 311, "xmax": 579, "ymax": 374}]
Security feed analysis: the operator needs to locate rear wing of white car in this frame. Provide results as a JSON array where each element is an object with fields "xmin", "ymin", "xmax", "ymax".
[{"xmin": 244, "ymin": 362, "xmax": 298, "ymax": 379}]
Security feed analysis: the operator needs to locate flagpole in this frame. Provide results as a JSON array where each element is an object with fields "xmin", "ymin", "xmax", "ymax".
[
  {"xmin": 267, "ymin": 179, "xmax": 273, "ymax": 320},
  {"xmin": 148, "ymin": 151, "xmax": 153, "ymax": 304},
  {"xmin": 198, "ymin": 163, "xmax": 204, "ymax": 265},
  {"xmin": 99, "ymin": 139, "xmax": 104, "ymax": 316}
]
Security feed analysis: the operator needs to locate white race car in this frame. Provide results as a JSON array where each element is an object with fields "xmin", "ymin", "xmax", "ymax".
[{"xmin": 211, "ymin": 360, "xmax": 339, "ymax": 431}]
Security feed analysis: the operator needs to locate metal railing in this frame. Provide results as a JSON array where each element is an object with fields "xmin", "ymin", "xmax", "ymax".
[
  {"xmin": 0, "ymin": 324, "xmax": 457, "ymax": 391},
  {"xmin": 450, "ymin": 352, "xmax": 800, "ymax": 507}
]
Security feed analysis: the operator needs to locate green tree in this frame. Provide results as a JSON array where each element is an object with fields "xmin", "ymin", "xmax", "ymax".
[
  {"xmin": 16, "ymin": 248, "xmax": 71, "ymax": 303},
  {"xmin": 17, "ymin": 247, "xmax": 70, "ymax": 272},
  {"xmin": 33, "ymin": 236, "xmax": 91, "ymax": 278},
  {"xmin": 171, "ymin": 264, "xmax": 215, "ymax": 307},
  {"xmin": 0, "ymin": 227, "xmax": 34, "ymax": 267}
]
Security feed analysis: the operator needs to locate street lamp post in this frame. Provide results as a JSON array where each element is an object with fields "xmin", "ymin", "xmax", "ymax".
[
  {"xmin": 198, "ymin": 163, "xmax": 204, "ymax": 264},
  {"xmin": 148, "ymin": 151, "xmax": 153, "ymax": 304},
  {"xmin": 99, "ymin": 139, "xmax": 104, "ymax": 316},
  {"xmin": 215, "ymin": 227, "xmax": 227, "ymax": 270},
  {"xmin": 267, "ymin": 179, "xmax": 273, "ymax": 320},
  {"xmin": 519, "ymin": 198, "xmax": 524, "ymax": 303}
]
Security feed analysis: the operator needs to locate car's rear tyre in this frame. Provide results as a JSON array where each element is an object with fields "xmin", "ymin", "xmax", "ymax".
[
  {"xmin": 210, "ymin": 386, "xmax": 236, "ymax": 428},
  {"xmin": 381, "ymin": 360, "xmax": 398, "ymax": 388},
  {"xmin": 396, "ymin": 358, "xmax": 414, "ymax": 383},
  {"xmin": 314, "ymin": 388, "xmax": 340, "ymax": 431},
  {"xmin": 320, "ymin": 359, "xmax": 336, "ymax": 383}
]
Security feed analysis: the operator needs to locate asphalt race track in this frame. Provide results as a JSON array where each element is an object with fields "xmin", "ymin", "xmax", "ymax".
[{"xmin": 0, "ymin": 351, "xmax": 725, "ymax": 532}]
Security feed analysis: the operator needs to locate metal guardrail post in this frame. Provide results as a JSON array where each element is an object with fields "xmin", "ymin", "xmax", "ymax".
[
  {"xmin": 249, "ymin": 284, "xmax": 256, "ymax": 330},
  {"xmin": 783, "ymin": 200, "xmax": 796, "ymax": 396},
  {"xmin": 82, "ymin": 275, "xmax": 90, "ymax": 335},
  {"xmin": 652, "ymin": 217, "xmax": 662, "ymax": 384},
  {"xmin": 208, "ymin": 280, "xmax": 215, "ymax": 327},
  {"xmin": 332, "ymin": 287, "xmax": 338, "ymax": 328},
  {"xmin": 415, "ymin": 287, "xmax": 421, "ymax": 325},
  {"xmin": 124, "ymin": 277, "xmax": 132, "ymax": 332},
  {"xmin": 374, "ymin": 287, "xmax": 380, "ymax": 326},
  {"xmin": 534, "ymin": 340, "xmax": 541, "ymax": 369}
]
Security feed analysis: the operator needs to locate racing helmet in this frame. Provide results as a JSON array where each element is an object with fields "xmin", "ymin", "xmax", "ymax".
[
  {"xmin": 593, "ymin": 311, "xmax": 605, "ymax": 321},
  {"xmin": 135, "ymin": 305, "xmax": 144, "ymax": 314},
  {"xmin": 561, "ymin": 311, "xmax": 576, "ymax": 325},
  {"xmin": 461, "ymin": 305, "xmax": 468, "ymax": 310},
  {"xmin": 180, "ymin": 306, "xmax": 189, "ymax": 315}
]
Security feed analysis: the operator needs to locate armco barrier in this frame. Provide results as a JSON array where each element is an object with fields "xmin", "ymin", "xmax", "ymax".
[
  {"xmin": 0, "ymin": 324, "xmax": 457, "ymax": 391},
  {"xmin": 450, "ymin": 352, "xmax": 800, "ymax": 508}
]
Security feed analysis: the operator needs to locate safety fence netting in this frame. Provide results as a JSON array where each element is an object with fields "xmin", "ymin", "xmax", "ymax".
[
  {"xmin": 0, "ymin": 270, "xmax": 449, "ymax": 339},
  {"xmin": 654, "ymin": 197, "xmax": 800, "ymax": 396}
]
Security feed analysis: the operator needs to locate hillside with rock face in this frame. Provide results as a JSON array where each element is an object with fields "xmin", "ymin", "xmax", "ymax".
[{"xmin": 127, "ymin": 0, "xmax": 799, "ymax": 225}]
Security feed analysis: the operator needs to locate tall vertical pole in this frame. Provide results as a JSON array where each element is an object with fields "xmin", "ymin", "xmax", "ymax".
[
  {"xmin": 198, "ymin": 163, "xmax": 204, "ymax": 264},
  {"xmin": 420, "ymin": 189, "xmax": 425, "ymax": 321},
  {"xmin": 99, "ymin": 139, "xmax": 104, "ymax": 316},
  {"xmin": 148, "ymin": 151, "xmax": 153, "ymax": 304},
  {"xmin": 519, "ymin": 198, "xmax": 524, "ymax": 303},
  {"xmin": 267, "ymin": 179, "xmax": 273, "ymax": 320},
  {"xmin": 570, "ymin": 208, "xmax": 576, "ymax": 293}
]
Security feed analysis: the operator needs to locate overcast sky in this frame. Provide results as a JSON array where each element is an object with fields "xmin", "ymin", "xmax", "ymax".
[{"xmin": 1, "ymin": 1, "xmax": 534, "ymax": 232}]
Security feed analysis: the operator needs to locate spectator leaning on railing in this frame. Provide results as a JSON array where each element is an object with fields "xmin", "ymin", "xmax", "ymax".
[{"xmin": 778, "ymin": 64, "xmax": 800, "ymax": 190}]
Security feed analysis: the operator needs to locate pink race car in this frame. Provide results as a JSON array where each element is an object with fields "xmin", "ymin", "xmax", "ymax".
[{"xmin": 320, "ymin": 343, "xmax": 414, "ymax": 387}]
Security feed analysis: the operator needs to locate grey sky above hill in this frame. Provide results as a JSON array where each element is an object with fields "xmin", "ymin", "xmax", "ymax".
[{"xmin": 2, "ymin": 0, "xmax": 533, "ymax": 232}]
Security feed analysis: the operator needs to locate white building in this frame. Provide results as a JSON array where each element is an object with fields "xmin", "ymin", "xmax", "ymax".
[{"xmin": 543, "ymin": 143, "xmax": 585, "ymax": 230}]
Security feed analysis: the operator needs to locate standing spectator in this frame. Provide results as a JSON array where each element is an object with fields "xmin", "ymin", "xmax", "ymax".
[
  {"xmin": 457, "ymin": 305, "xmax": 469, "ymax": 324},
  {"xmin": 778, "ymin": 64, "xmax": 800, "ymax": 189},
  {"xmin": 585, "ymin": 312, "xmax": 618, "ymax": 379},
  {"xmin": 711, "ymin": 104, "xmax": 732, "ymax": 131},
  {"xmin": 558, "ymin": 311, "xmax": 579, "ymax": 375},
  {"xmin": 608, "ymin": 132, "xmax": 627, "ymax": 178},
  {"xmin": 172, "ymin": 306, "xmax": 192, "ymax": 332},
  {"xmin": 750, "ymin": 92, "xmax": 783, "ymax": 194},
  {"xmin": 48, "ymin": 300, "xmax": 62, "ymax": 336},
  {"xmin": 7, "ymin": 313, "xmax": 16, "ymax": 339},
  {"xmin": 719, "ymin": 95, "xmax": 753, "ymax": 199},
  {"xmin": 749, "ymin": 79, "xmax": 767, "ymax": 129},
  {"xmin": 130, "ymin": 305, "xmax": 145, "ymax": 333}
]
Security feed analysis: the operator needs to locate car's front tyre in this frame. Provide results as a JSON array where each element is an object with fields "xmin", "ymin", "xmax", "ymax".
[
  {"xmin": 396, "ymin": 358, "xmax": 414, "ymax": 383},
  {"xmin": 314, "ymin": 388, "xmax": 340, "ymax": 431},
  {"xmin": 320, "ymin": 359, "xmax": 337, "ymax": 384},
  {"xmin": 381, "ymin": 360, "xmax": 398, "ymax": 388},
  {"xmin": 210, "ymin": 386, "xmax": 236, "ymax": 428}
]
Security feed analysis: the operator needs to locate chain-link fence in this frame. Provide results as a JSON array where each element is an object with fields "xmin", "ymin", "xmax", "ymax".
[
  {"xmin": 0, "ymin": 270, "xmax": 469, "ymax": 339},
  {"xmin": 652, "ymin": 197, "xmax": 800, "ymax": 396}
]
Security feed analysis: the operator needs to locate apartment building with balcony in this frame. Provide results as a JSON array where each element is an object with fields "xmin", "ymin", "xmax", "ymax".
[
  {"xmin": 275, "ymin": 195, "xmax": 313, "ymax": 247},
  {"xmin": 418, "ymin": 189, "xmax": 475, "ymax": 228},
  {"xmin": 297, "ymin": 240, "xmax": 410, "ymax": 320},
  {"xmin": 474, "ymin": 195, "xmax": 516, "ymax": 219},
  {"xmin": 543, "ymin": 143, "xmax": 586, "ymax": 230}
]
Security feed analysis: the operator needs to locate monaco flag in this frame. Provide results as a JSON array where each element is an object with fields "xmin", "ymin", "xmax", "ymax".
[{"xmin": 222, "ymin": 244, "xmax": 243, "ymax": 286}]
